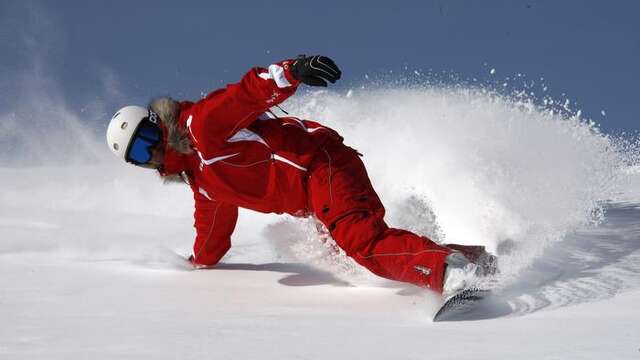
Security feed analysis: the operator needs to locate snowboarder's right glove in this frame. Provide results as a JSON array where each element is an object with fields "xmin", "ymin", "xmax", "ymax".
[{"xmin": 291, "ymin": 55, "xmax": 341, "ymax": 87}]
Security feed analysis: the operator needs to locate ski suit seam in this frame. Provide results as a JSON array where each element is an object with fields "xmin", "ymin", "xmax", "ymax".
[
  {"xmin": 220, "ymin": 159, "xmax": 271, "ymax": 168},
  {"xmin": 322, "ymin": 148, "xmax": 334, "ymax": 205},
  {"xmin": 195, "ymin": 201, "xmax": 221, "ymax": 262},
  {"xmin": 357, "ymin": 249, "xmax": 450, "ymax": 259}
]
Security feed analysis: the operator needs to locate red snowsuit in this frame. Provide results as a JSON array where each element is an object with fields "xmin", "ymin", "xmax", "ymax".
[{"xmin": 159, "ymin": 59, "xmax": 453, "ymax": 292}]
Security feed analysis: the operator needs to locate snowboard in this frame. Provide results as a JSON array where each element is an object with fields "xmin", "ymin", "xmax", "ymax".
[{"xmin": 433, "ymin": 288, "xmax": 491, "ymax": 322}]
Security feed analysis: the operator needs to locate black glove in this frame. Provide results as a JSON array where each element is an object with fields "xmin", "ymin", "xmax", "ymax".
[{"xmin": 291, "ymin": 55, "xmax": 341, "ymax": 87}]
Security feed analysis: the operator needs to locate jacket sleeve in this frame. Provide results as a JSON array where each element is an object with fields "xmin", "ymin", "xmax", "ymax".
[
  {"xmin": 191, "ymin": 189, "xmax": 239, "ymax": 266},
  {"xmin": 188, "ymin": 59, "xmax": 301, "ymax": 151}
]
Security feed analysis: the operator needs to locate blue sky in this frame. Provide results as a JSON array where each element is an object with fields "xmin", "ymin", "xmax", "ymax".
[{"xmin": 2, "ymin": 0, "xmax": 639, "ymax": 133}]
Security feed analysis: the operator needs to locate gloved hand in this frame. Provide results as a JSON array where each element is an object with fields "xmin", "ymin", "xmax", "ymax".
[
  {"xmin": 291, "ymin": 55, "xmax": 341, "ymax": 87},
  {"xmin": 188, "ymin": 254, "xmax": 214, "ymax": 270}
]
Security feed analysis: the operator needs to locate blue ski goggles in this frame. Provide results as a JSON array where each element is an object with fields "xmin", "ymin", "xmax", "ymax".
[{"xmin": 125, "ymin": 111, "xmax": 163, "ymax": 166}]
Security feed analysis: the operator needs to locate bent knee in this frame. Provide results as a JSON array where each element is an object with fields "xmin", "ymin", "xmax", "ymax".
[{"xmin": 330, "ymin": 210, "xmax": 387, "ymax": 256}]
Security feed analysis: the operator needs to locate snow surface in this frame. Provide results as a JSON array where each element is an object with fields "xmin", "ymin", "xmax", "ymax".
[{"xmin": 2, "ymin": 84, "xmax": 640, "ymax": 359}]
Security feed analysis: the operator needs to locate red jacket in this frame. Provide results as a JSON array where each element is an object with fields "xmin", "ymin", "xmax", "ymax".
[{"xmin": 157, "ymin": 60, "xmax": 342, "ymax": 265}]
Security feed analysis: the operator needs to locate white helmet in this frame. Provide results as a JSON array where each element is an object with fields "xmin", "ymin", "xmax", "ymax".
[{"xmin": 107, "ymin": 105, "xmax": 162, "ymax": 165}]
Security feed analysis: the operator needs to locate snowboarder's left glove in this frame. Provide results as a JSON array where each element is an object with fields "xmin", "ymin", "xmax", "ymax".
[{"xmin": 291, "ymin": 55, "xmax": 341, "ymax": 87}]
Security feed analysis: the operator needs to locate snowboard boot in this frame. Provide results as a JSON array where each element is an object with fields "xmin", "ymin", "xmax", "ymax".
[
  {"xmin": 445, "ymin": 244, "xmax": 498, "ymax": 276},
  {"xmin": 441, "ymin": 244, "xmax": 498, "ymax": 299}
]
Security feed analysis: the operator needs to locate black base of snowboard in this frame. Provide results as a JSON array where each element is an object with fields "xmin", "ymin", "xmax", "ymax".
[{"xmin": 433, "ymin": 288, "xmax": 491, "ymax": 322}]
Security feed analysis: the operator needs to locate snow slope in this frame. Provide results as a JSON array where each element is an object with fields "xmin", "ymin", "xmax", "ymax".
[{"xmin": 1, "ymin": 86, "xmax": 640, "ymax": 359}]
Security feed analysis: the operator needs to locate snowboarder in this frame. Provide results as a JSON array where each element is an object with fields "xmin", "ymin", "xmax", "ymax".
[{"xmin": 106, "ymin": 55, "xmax": 494, "ymax": 297}]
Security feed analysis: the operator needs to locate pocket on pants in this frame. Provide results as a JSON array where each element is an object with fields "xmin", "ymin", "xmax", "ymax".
[{"xmin": 308, "ymin": 151, "xmax": 384, "ymax": 230}]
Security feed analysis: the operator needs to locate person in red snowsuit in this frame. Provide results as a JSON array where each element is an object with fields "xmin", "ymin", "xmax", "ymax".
[{"xmin": 109, "ymin": 56, "xmax": 491, "ymax": 294}]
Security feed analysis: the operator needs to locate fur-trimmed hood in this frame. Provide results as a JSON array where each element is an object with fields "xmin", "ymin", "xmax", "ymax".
[
  {"xmin": 148, "ymin": 97, "xmax": 193, "ymax": 155},
  {"xmin": 148, "ymin": 97, "xmax": 193, "ymax": 183}
]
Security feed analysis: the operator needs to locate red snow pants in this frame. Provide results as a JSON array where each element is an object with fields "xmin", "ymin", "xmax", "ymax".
[{"xmin": 307, "ymin": 141, "xmax": 452, "ymax": 293}]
